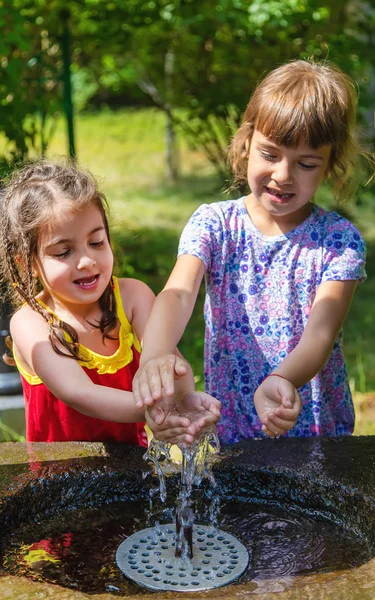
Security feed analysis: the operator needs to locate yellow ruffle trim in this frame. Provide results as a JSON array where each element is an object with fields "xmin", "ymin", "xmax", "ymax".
[
  {"xmin": 76, "ymin": 329, "xmax": 138, "ymax": 375},
  {"xmin": 14, "ymin": 276, "xmax": 141, "ymax": 384}
]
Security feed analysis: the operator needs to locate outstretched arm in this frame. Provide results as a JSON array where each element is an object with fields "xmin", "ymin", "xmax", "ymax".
[
  {"xmin": 133, "ymin": 254, "xmax": 206, "ymax": 407},
  {"xmin": 8, "ymin": 285, "xmax": 186, "ymax": 429},
  {"xmin": 254, "ymin": 280, "xmax": 358, "ymax": 436},
  {"xmin": 11, "ymin": 308, "xmax": 146, "ymax": 422},
  {"xmin": 272, "ymin": 280, "xmax": 357, "ymax": 387}
]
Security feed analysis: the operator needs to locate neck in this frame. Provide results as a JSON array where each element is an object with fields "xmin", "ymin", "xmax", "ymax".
[
  {"xmin": 38, "ymin": 289, "xmax": 102, "ymax": 323},
  {"xmin": 245, "ymin": 195, "xmax": 314, "ymax": 236}
]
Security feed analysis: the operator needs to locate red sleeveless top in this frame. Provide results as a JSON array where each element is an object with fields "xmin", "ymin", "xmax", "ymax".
[{"xmin": 15, "ymin": 277, "xmax": 147, "ymax": 446}]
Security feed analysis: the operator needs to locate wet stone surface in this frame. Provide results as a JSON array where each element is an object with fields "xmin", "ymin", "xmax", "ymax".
[{"xmin": 1, "ymin": 437, "xmax": 375, "ymax": 599}]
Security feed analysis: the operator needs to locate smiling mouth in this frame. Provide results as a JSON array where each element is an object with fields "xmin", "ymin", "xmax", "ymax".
[
  {"xmin": 73, "ymin": 275, "xmax": 99, "ymax": 287},
  {"xmin": 265, "ymin": 186, "xmax": 294, "ymax": 200}
]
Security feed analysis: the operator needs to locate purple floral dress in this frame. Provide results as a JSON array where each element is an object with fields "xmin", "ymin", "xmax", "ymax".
[{"xmin": 178, "ymin": 198, "xmax": 366, "ymax": 444}]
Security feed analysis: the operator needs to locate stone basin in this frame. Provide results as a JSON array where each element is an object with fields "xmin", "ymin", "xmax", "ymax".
[{"xmin": 1, "ymin": 437, "xmax": 375, "ymax": 599}]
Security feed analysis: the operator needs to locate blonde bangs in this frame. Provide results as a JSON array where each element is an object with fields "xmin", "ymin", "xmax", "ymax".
[{"xmin": 253, "ymin": 82, "xmax": 345, "ymax": 150}]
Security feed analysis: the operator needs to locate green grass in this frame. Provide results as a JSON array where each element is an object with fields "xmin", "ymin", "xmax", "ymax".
[{"xmin": 2, "ymin": 107, "xmax": 375, "ymax": 433}]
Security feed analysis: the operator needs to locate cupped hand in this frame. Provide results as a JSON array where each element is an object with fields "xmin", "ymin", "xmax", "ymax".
[
  {"xmin": 254, "ymin": 375, "xmax": 301, "ymax": 438},
  {"xmin": 146, "ymin": 391, "xmax": 221, "ymax": 446}
]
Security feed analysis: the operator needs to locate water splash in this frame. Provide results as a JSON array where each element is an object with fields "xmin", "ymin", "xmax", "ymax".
[
  {"xmin": 142, "ymin": 439, "xmax": 172, "ymax": 504},
  {"xmin": 143, "ymin": 429, "xmax": 221, "ymax": 560}
]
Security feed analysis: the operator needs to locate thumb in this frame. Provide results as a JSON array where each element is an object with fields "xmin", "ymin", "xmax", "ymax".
[
  {"xmin": 173, "ymin": 357, "xmax": 188, "ymax": 378},
  {"xmin": 149, "ymin": 405, "xmax": 166, "ymax": 425},
  {"xmin": 281, "ymin": 389, "xmax": 294, "ymax": 409}
]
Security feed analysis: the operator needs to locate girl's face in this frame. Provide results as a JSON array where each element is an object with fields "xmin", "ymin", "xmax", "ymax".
[
  {"xmin": 34, "ymin": 204, "xmax": 114, "ymax": 311},
  {"xmin": 247, "ymin": 130, "xmax": 331, "ymax": 219}
]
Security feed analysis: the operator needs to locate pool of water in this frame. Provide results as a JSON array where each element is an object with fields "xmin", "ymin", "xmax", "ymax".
[{"xmin": 1, "ymin": 496, "xmax": 371, "ymax": 596}]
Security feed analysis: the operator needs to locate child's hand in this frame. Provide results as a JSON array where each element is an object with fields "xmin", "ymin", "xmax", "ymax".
[
  {"xmin": 133, "ymin": 354, "xmax": 189, "ymax": 408},
  {"xmin": 146, "ymin": 391, "xmax": 221, "ymax": 446},
  {"xmin": 146, "ymin": 406, "xmax": 193, "ymax": 445},
  {"xmin": 176, "ymin": 391, "xmax": 221, "ymax": 434},
  {"xmin": 254, "ymin": 375, "xmax": 301, "ymax": 438}
]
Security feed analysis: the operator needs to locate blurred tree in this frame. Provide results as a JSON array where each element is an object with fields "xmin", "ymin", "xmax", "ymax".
[
  {"xmin": 0, "ymin": 0, "xmax": 63, "ymax": 164},
  {"xmin": 0, "ymin": 0, "xmax": 374, "ymax": 179},
  {"xmin": 64, "ymin": 0, "xmax": 375, "ymax": 180}
]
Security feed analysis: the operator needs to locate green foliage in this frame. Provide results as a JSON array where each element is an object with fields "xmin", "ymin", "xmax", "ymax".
[
  {"xmin": 0, "ymin": 419, "xmax": 25, "ymax": 442},
  {"xmin": 65, "ymin": 0, "xmax": 375, "ymax": 177},
  {"xmin": 0, "ymin": 0, "xmax": 64, "ymax": 160},
  {"xmin": 1, "ymin": 0, "xmax": 375, "ymax": 173}
]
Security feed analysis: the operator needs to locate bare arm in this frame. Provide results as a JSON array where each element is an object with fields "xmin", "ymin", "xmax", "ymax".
[
  {"xmin": 273, "ymin": 279, "xmax": 358, "ymax": 386},
  {"xmin": 140, "ymin": 255, "xmax": 205, "ymax": 362},
  {"xmin": 11, "ymin": 307, "xmax": 145, "ymax": 422},
  {"xmin": 121, "ymin": 276, "xmax": 196, "ymax": 411},
  {"xmin": 254, "ymin": 279, "xmax": 358, "ymax": 436},
  {"xmin": 133, "ymin": 254, "xmax": 205, "ymax": 405}
]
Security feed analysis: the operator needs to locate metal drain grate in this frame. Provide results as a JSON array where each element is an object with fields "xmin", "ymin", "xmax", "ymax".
[{"xmin": 116, "ymin": 523, "xmax": 249, "ymax": 592}]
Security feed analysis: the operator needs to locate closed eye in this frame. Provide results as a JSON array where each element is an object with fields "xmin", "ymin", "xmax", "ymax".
[
  {"xmin": 53, "ymin": 249, "xmax": 71, "ymax": 258},
  {"xmin": 299, "ymin": 162, "xmax": 317, "ymax": 170},
  {"xmin": 90, "ymin": 240, "xmax": 105, "ymax": 247},
  {"xmin": 260, "ymin": 151, "xmax": 277, "ymax": 161}
]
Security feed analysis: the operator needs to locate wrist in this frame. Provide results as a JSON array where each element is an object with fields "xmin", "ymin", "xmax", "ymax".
[
  {"xmin": 263, "ymin": 373, "xmax": 292, "ymax": 385},
  {"xmin": 139, "ymin": 350, "xmax": 173, "ymax": 365}
]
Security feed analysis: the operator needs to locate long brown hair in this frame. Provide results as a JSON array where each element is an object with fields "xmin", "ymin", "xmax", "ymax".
[
  {"xmin": 229, "ymin": 60, "xmax": 368, "ymax": 200},
  {"xmin": 0, "ymin": 158, "xmax": 117, "ymax": 360}
]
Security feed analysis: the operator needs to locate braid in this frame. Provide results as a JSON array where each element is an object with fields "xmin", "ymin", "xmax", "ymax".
[
  {"xmin": 0, "ymin": 157, "xmax": 119, "ymax": 362},
  {"xmin": 98, "ymin": 280, "xmax": 118, "ymax": 340}
]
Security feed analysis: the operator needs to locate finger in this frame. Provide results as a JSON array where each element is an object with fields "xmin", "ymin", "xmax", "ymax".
[
  {"xmin": 187, "ymin": 417, "xmax": 209, "ymax": 435},
  {"xmin": 261, "ymin": 424, "xmax": 278, "ymax": 438},
  {"xmin": 147, "ymin": 367, "xmax": 166, "ymax": 401},
  {"xmin": 189, "ymin": 415, "xmax": 218, "ymax": 437},
  {"xmin": 148, "ymin": 405, "xmax": 166, "ymax": 425},
  {"xmin": 264, "ymin": 413, "xmax": 296, "ymax": 431},
  {"xmin": 162, "ymin": 414, "xmax": 191, "ymax": 429},
  {"xmin": 208, "ymin": 402, "xmax": 221, "ymax": 416},
  {"xmin": 154, "ymin": 428, "xmax": 194, "ymax": 444},
  {"xmin": 132, "ymin": 377, "xmax": 145, "ymax": 408},
  {"xmin": 200, "ymin": 394, "xmax": 221, "ymax": 414},
  {"xmin": 273, "ymin": 403, "xmax": 300, "ymax": 420},
  {"xmin": 173, "ymin": 357, "xmax": 189, "ymax": 378},
  {"xmin": 169, "ymin": 434, "xmax": 195, "ymax": 445},
  {"xmin": 279, "ymin": 392, "xmax": 294, "ymax": 409},
  {"xmin": 147, "ymin": 413, "xmax": 190, "ymax": 431},
  {"xmin": 139, "ymin": 375, "xmax": 156, "ymax": 406},
  {"xmin": 159, "ymin": 359, "xmax": 177, "ymax": 397},
  {"xmin": 261, "ymin": 418, "xmax": 286, "ymax": 437}
]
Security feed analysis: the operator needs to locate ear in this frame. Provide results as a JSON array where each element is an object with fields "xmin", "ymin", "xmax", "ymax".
[
  {"xmin": 245, "ymin": 138, "xmax": 250, "ymax": 153},
  {"xmin": 31, "ymin": 257, "xmax": 40, "ymax": 278}
]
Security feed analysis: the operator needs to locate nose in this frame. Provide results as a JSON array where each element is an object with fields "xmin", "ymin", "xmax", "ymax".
[
  {"xmin": 272, "ymin": 160, "xmax": 293, "ymax": 185},
  {"xmin": 77, "ymin": 253, "xmax": 96, "ymax": 270}
]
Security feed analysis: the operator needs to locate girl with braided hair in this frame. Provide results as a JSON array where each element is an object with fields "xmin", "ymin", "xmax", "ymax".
[{"xmin": 0, "ymin": 159, "xmax": 220, "ymax": 444}]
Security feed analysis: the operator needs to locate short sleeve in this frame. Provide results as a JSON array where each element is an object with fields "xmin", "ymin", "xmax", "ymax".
[
  {"xmin": 322, "ymin": 219, "xmax": 366, "ymax": 284},
  {"xmin": 178, "ymin": 203, "xmax": 224, "ymax": 271}
]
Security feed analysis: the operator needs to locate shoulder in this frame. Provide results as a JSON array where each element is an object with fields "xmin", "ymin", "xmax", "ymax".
[
  {"xmin": 117, "ymin": 277, "xmax": 155, "ymax": 324},
  {"xmin": 314, "ymin": 206, "xmax": 364, "ymax": 242},
  {"xmin": 181, "ymin": 198, "xmax": 246, "ymax": 241},
  {"xmin": 10, "ymin": 304, "xmax": 50, "ymax": 372},
  {"xmin": 311, "ymin": 208, "xmax": 367, "ymax": 283},
  {"xmin": 308, "ymin": 206, "xmax": 365, "ymax": 256},
  {"xmin": 189, "ymin": 198, "xmax": 246, "ymax": 222},
  {"xmin": 10, "ymin": 304, "xmax": 49, "ymax": 339}
]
